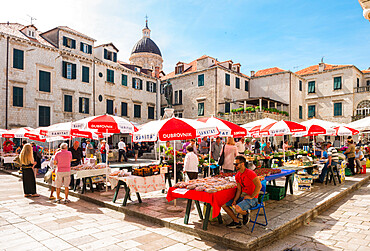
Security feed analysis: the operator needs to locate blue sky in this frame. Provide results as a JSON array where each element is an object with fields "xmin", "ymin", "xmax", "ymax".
[{"xmin": 2, "ymin": 0, "xmax": 369, "ymax": 74}]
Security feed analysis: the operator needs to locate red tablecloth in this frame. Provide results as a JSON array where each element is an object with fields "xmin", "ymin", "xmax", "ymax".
[{"xmin": 167, "ymin": 187, "xmax": 237, "ymax": 218}]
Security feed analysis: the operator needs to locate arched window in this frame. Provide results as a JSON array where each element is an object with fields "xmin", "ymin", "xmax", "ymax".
[{"xmin": 356, "ymin": 100, "xmax": 370, "ymax": 117}]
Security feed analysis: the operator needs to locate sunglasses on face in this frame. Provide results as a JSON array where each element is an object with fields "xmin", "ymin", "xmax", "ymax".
[{"xmin": 233, "ymin": 162, "xmax": 240, "ymax": 166}]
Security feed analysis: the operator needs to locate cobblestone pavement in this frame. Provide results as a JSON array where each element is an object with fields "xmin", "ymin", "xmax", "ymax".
[
  {"xmin": 0, "ymin": 173, "xmax": 225, "ymax": 251},
  {"xmin": 262, "ymin": 181, "xmax": 370, "ymax": 251}
]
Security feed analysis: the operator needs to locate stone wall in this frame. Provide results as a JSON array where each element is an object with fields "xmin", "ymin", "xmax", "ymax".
[{"xmin": 0, "ymin": 32, "xmax": 158, "ymax": 129}]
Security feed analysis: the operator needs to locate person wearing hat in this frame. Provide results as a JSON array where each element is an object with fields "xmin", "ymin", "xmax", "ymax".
[
  {"xmin": 318, "ymin": 142, "xmax": 339, "ymax": 183},
  {"xmin": 100, "ymin": 140, "xmax": 109, "ymax": 163}
]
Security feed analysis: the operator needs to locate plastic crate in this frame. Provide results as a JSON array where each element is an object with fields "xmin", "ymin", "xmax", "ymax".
[
  {"xmin": 296, "ymin": 175, "xmax": 313, "ymax": 184},
  {"xmin": 345, "ymin": 168, "xmax": 353, "ymax": 176},
  {"xmin": 266, "ymin": 185, "xmax": 286, "ymax": 201},
  {"xmin": 258, "ymin": 192, "xmax": 269, "ymax": 203},
  {"xmin": 298, "ymin": 184, "xmax": 311, "ymax": 191}
]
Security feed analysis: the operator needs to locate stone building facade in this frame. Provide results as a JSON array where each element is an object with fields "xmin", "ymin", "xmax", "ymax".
[
  {"xmin": 249, "ymin": 63, "xmax": 370, "ymax": 124},
  {"xmin": 160, "ymin": 55, "xmax": 250, "ymax": 119},
  {"xmin": 0, "ymin": 23, "xmax": 159, "ymax": 130}
]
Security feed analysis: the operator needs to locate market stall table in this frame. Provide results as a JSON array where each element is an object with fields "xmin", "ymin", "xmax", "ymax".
[
  {"xmin": 71, "ymin": 167, "xmax": 111, "ymax": 194},
  {"xmin": 109, "ymin": 174, "xmax": 166, "ymax": 206},
  {"xmin": 166, "ymin": 187, "xmax": 237, "ymax": 230},
  {"xmin": 265, "ymin": 169, "xmax": 295, "ymax": 196}
]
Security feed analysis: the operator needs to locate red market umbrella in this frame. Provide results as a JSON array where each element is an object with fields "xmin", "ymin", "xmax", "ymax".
[
  {"xmin": 334, "ymin": 126, "xmax": 359, "ymax": 136},
  {"xmin": 1, "ymin": 127, "xmax": 33, "ymax": 138},
  {"xmin": 197, "ymin": 116, "xmax": 247, "ymax": 138},
  {"xmin": 133, "ymin": 117, "xmax": 218, "ymax": 142},
  {"xmin": 24, "ymin": 128, "xmax": 47, "ymax": 142},
  {"xmin": 72, "ymin": 114, "xmax": 136, "ymax": 192},
  {"xmin": 241, "ymin": 118, "xmax": 277, "ymax": 138},
  {"xmin": 133, "ymin": 117, "xmax": 218, "ymax": 188},
  {"xmin": 72, "ymin": 114, "xmax": 136, "ymax": 134},
  {"xmin": 260, "ymin": 120, "xmax": 306, "ymax": 136}
]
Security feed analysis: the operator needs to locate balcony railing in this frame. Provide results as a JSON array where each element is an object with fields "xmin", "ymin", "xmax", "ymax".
[
  {"xmin": 217, "ymin": 111, "xmax": 288, "ymax": 125},
  {"xmin": 352, "ymin": 114, "xmax": 370, "ymax": 121},
  {"xmin": 355, "ymin": 86, "xmax": 370, "ymax": 93}
]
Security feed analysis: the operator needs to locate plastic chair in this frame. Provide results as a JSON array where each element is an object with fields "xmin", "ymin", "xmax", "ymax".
[{"xmin": 249, "ymin": 179, "xmax": 268, "ymax": 232}]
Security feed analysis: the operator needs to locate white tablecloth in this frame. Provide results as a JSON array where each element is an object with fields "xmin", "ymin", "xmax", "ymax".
[
  {"xmin": 108, "ymin": 174, "xmax": 165, "ymax": 193},
  {"xmin": 2, "ymin": 156, "xmax": 17, "ymax": 164},
  {"xmin": 71, "ymin": 168, "xmax": 111, "ymax": 179}
]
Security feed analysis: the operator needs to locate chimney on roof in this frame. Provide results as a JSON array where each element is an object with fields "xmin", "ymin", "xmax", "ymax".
[
  {"xmin": 250, "ymin": 71, "xmax": 255, "ymax": 77},
  {"xmin": 319, "ymin": 62, "xmax": 325, "ymax": 72}
]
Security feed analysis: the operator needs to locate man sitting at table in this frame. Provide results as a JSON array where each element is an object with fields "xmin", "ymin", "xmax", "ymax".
[{"xmin": 222, "ymin": 156, "xmax": 262, "ymax": 228}]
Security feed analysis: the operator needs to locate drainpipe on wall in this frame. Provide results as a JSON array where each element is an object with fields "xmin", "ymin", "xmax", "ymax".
[
  {"xmin": 93, "ymin": 60, "xmax": 96, "ymax": 116},
  {"xmin": 214, "ymin": 67, "xmax": 218, "ymax": 116},
  {"xmin": 5, "ymin": 36, "xmax": 9, "ymax": 129},
  {"xmin": 289, "ymin": 72, "xmax": 292, "ymax": 120},
  {"xmin": 156, "ymin": 79, "xmax": 161, "ymax": 119}
]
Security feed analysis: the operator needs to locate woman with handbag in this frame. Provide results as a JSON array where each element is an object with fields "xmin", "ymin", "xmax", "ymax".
[
  {"xmin": 219, "ymin": 137, "xmax": 238, "ymax": 173},
  {"xmin": 14, "ymin": 144, "xmax": 39, "ymax": 197}
]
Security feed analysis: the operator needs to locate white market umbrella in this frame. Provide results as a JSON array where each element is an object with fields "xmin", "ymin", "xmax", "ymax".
[
  {"xmin": 133, "ymin": 117, "xmax": 218, "ymax": 187},
  {"xmin": 72, "ymin": 114, "xmax": 137, "ymax": 192},
  {"xmin": 348, "ymin": 117, "xmax": 370, "ymax": 132},
  {"xmin": 334, "ymin": 126, "xmax": 360, "ymax": 136}
]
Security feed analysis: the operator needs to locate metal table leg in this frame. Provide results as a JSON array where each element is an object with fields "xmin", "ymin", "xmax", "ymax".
[
  {"xmin": 112, "ymin": 180, "xmax": 123, "ymax": 203},
  {"xmin": 194, "ymin": 200, "xmax": 203, "ymax": 220},
  {"xmin": 184, "ymin": 199, "xmax": 192, "ymax": 224},
  {"xmin": 136, "ymin": 192, "xmax": 142, "ymax": 203},
  {"xmin": 203, "ymin": 203, "xmax": 212, "ymax": 230}
]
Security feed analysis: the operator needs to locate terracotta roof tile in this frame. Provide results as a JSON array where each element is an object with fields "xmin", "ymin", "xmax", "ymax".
[
  {"xmin": 254, "ymin": 67, "xmax": 286, "ymax": 77},
  {"xmin": 295, "ymin": 63, "xmax": 351, "ymax": 75},
  {"xmin": 0, "ymin": 23, "xmax": 54, "ymax": 47},
  {"xmin": 362, "ymin": 69, "xmax": 370, "ymax": 74}
]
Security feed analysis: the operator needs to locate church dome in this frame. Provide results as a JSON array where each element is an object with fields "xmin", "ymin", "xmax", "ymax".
[{"xmin": 131, "ymin": 37, "xmax": 162, "ymax": 57}]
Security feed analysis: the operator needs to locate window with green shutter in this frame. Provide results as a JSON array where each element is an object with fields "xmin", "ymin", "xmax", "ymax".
[
  {"xmin": 121, "ymin": 74, "xmax": 128, "ymax": 86},
  {"xmin": 308, "ymin": 105, "xmax": 315, "ymax": 118},
  {"xmin": 198, "ymin": 102, "xmax": 204, "ymax": 116},
  {"xmin": 245, "ymin": 80, "xmax": 249, "ymax": 91},
  {"xmin": 334, "ymin": 77, "xmax": 342, "ymax": 90},
  {"xmin": 82, "ymin": 66, "xmax": 89, "ymax": 83},
  {"xmin": 235, "ymin": 77, "xmax": 240, "ymax": 89},
  {"xmin": 134, "ymin": 104, "xmax": 141, "ymax": 118},
  {"xmin": 299, "ymin": 80, "xmax": 302, "ymax": 91},
  {"xmin": 62, "ymin": 61, "xmax": 76, "ymax": 79},
  {"xmin": 80, "ymin": 42, "xmax": 92, "ymax": 54},
  {"xmin": 106, "ymin": 69, "xmax": 114, "ymax": 83},
  {"xmin": 132, "ymin": 78, "xmax": 142, "ymax": 89},
  {"xmin": 121, "ymin": 102, "xmax": 128, "ymax": 116},
  {"xmin": 64, "ymin": 95, "xmax": 73, "ymax": 112},
  {"xmin": 39, "ymin": 106, "xmax": 50, "ymax": 127},
  {"xmin": 225, "ymin": 102, "xmax": 230, "ymax": 113},
  {"xmin": 62, "ymin": 36, "xmax": 76, "ymax": 49},
  {"xmin": 39, "ymin": 70, "xmax": 51, "ymax": 92},
  {"xmin": 106, "ymin": 99, "xmax": 113, "ymax": 115},
  {"xmin": 198, "ymin": 74, "xmax": 204, "ymax": 86},
  {"xmin": 225, "ymin": 73, "xmax": 230, "ymax": 86},
  {"xmin": 299, "ymin": 105, "xmax": 303, "ymax": 119},
  {"xmin": 13, "ymin": 49, "xmax": 24, "ymax": 70},
  {"xmin": 148, "ymin": 106, "xmax": 155, "ymax": 119},
  {"xmin": 308, "ymin": 81, "xmax": 315, "ymax": 93},
  {"xmin": 79, "ymin": 97, "xmax": 89, "ymax": 114},
  {"xmin": 13, "ymin": 87, "xmax": 23, "ymax": 107},
  {"xmin": 334, "ymin": 102, "xmax": 342, "ymax": 116}
]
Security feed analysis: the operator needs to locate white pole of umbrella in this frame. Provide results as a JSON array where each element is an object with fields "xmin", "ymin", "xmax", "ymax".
[
  {"xmin": 105, "ymin": 129, "xmax": 109, "ymax": 192},
  {"xmin": 208, "ymin": 136, "xmax": 211, "ymax": 177},
  {"xmin": 173, "ymin": 140, "xmax": 177, "ymax": 207}
]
